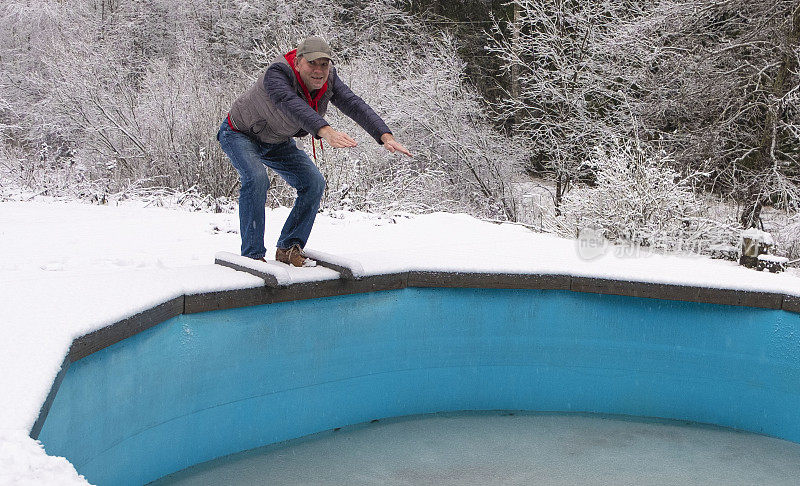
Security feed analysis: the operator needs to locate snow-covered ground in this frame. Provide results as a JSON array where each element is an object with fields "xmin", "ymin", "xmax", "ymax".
[{"xmin": 1, "ymin": 197, "xmax": 799, "ymax": 485}]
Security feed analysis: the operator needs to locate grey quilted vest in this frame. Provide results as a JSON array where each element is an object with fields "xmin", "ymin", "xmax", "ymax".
[{"xmin": 229, "ymin": 56, "xmax": 333, "ymax": 144}]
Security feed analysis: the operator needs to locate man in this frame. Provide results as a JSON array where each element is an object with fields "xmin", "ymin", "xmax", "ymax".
[{"xmin": 217, "ymin": 35, "xmax": 411, "ymax": 267}]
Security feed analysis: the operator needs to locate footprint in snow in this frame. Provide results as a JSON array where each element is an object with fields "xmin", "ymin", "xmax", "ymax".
[{"xmin": 41, "ymin": 262, "xmax": 65, "ymax": 271}]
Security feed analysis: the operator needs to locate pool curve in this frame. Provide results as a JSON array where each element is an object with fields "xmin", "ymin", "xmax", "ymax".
[{"xmin": 31, "ymin": 269, "xmax": 800, "ymax": 486}]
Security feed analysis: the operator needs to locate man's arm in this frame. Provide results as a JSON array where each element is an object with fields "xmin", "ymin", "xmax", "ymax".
[
  {"xmin": 329, "ymin": 70, "xmax": 392, "ymax": 144},
  {"xmin": 329, "ymin": 71, "xmax": 411, "ymax": 156},
  {"xmin": 264, "ymin": 63, "xmax": 329, "ymax": 138}
]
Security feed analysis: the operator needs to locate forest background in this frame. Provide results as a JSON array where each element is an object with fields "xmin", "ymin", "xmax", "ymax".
[{"xmin": 1, "ymin": 0, "xmax": 799, "ymax": 259}]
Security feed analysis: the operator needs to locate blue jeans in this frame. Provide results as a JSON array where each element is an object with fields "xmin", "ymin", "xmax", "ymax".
[{"xmin": 217, "ymin": 120, "xmax": 325, "ymax": 259}]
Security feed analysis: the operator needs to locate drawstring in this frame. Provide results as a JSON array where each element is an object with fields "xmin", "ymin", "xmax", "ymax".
[{"xmin": 311, "ymin": 137, "xmax": 324, "ymax": 162}]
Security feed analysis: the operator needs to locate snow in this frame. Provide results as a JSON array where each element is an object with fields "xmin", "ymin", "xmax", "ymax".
[
  {"xmin": 741, "ymin": 228, "xmax": 775, "ymax": 246},
  {"xmin": 759, "ymin": 254, "xmax": 790, "ymax": 263},
  {"xmin": 214, "ymin": 251, "xmax": 341, "ymax": 284},
  {"xmin": 1, "ymin": 198, "xmax": 799, "ymax": 485},
  {"xmin": 0, "ymin": 431, "xmax": 88, "ymax": 486},
  {"xmin": 302, "ymin": 248, "xmax": 366, "ymax": 279}
]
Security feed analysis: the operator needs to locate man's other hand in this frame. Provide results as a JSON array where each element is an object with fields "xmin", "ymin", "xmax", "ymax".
[
  {"xmin": 318, "ymin": 126, "xmax": 357, "ymax": 148},
  {"xmin": 380, "ymin": 133, "xmax": 413, "ymax": 157}
]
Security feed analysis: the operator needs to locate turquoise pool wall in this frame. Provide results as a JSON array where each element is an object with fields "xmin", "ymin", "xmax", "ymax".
[{"xmin": 37, "ymin": 287, "xmax": 800, "ymax": 486}]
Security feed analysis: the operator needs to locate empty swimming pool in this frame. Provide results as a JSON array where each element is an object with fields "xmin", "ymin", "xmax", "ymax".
[{"xmin": 33, "ymin": 277, "xmax": 800, "ymax": 485}]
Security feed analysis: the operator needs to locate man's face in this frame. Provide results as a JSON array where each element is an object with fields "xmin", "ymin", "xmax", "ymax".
[{"xmin": 294, "ymin": 56, "xmax": 330, "ymax": 91}]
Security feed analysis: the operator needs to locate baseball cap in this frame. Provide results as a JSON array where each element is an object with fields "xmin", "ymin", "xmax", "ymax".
[{"xmin": 297, "ymin": 36, "xmax": 334, "ymax": 62}]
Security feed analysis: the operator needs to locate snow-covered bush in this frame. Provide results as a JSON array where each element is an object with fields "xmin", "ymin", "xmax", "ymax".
[
  {"xmin": 551, "ymin": 141, "xmax": 738, "ymax": 254},
  {"xmin": 775, "ymin": 215, "xmax": 800, "ymax": 260}
]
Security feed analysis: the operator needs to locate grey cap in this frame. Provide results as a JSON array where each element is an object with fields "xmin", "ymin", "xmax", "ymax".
[{"xmin": 297, "ymin": 36, "xmax": 334, "ymax": 62}]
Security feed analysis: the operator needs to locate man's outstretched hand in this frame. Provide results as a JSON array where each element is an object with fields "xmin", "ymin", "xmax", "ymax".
[
  {"xmin": 380, "ymin": 133, "xmax": 413, "ymax": 157},
  {"xmin": 318, "ymin": 127, "xmax": 411, "ymax": 157},
  {"xmin": 318, "ymin": 126, "xmax": 357, "ymax": 148}
]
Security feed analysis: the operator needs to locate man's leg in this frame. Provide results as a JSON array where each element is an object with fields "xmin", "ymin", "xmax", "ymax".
[
  {"xmin": 217, "ymin": 121, "xmax": 270, "ymax": 259},
  {"xmin": 263, "ymin": 139, "xmax": 325, "ymax": 249}
]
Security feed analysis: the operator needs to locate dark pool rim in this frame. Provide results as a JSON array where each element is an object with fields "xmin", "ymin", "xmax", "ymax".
[{"xmin": 30, "ymin": 268, "xmax": 800, "ymax": 441}]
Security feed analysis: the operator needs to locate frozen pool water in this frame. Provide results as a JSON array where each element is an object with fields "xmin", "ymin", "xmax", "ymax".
[{"xmin": 151, "ymin": 412, "xmax": 800, "ymax": 485}]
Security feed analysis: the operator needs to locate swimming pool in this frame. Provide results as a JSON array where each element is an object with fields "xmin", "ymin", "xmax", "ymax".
[{"xmin": 33, "ymin": 274, "xmax": 800, "ymax": 485}]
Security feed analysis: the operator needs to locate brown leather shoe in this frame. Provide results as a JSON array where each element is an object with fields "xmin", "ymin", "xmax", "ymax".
[{"xmin": 275, "ymin": 244, "xmax": 317, "ymax": 267}]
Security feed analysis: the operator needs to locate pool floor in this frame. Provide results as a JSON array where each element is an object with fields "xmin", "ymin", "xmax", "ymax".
[{"xmin": 150, "ymin": 412, "xmax": 800, "ymax": 485}]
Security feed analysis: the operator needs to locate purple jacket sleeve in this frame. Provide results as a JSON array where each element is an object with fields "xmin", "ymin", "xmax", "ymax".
[
  {"xmin": 329, "ymin": 71, "xmax": 392, "ymax": 144},
  {"xmin": 264, "ymin": 63, "xmax": 329, "ymax": 138},
  {"xmin": 265, "ymin": 63, "xmax": 391, "ymax": 143}
]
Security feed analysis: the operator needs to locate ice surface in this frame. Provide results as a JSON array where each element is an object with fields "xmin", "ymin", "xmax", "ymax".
[{"xmin": 152, "ymin": 412, "xmax": 800, "ymax": 486}]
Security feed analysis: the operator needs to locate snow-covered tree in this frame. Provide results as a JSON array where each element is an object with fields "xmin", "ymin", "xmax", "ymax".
[
  {"xmin": 485, "ymin": 0, "xmax": 799, "ymax": 229},
  {"xmin": 615, "ymin": 0, "xmax": 800, "ymax": 228},
  {"xmin": 485, "ymin": 0, "xmax": 648, "ymax": 213},
  {"xmin": 552, "ymin": 141, "xmax": 738, "ymax": 254}
]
